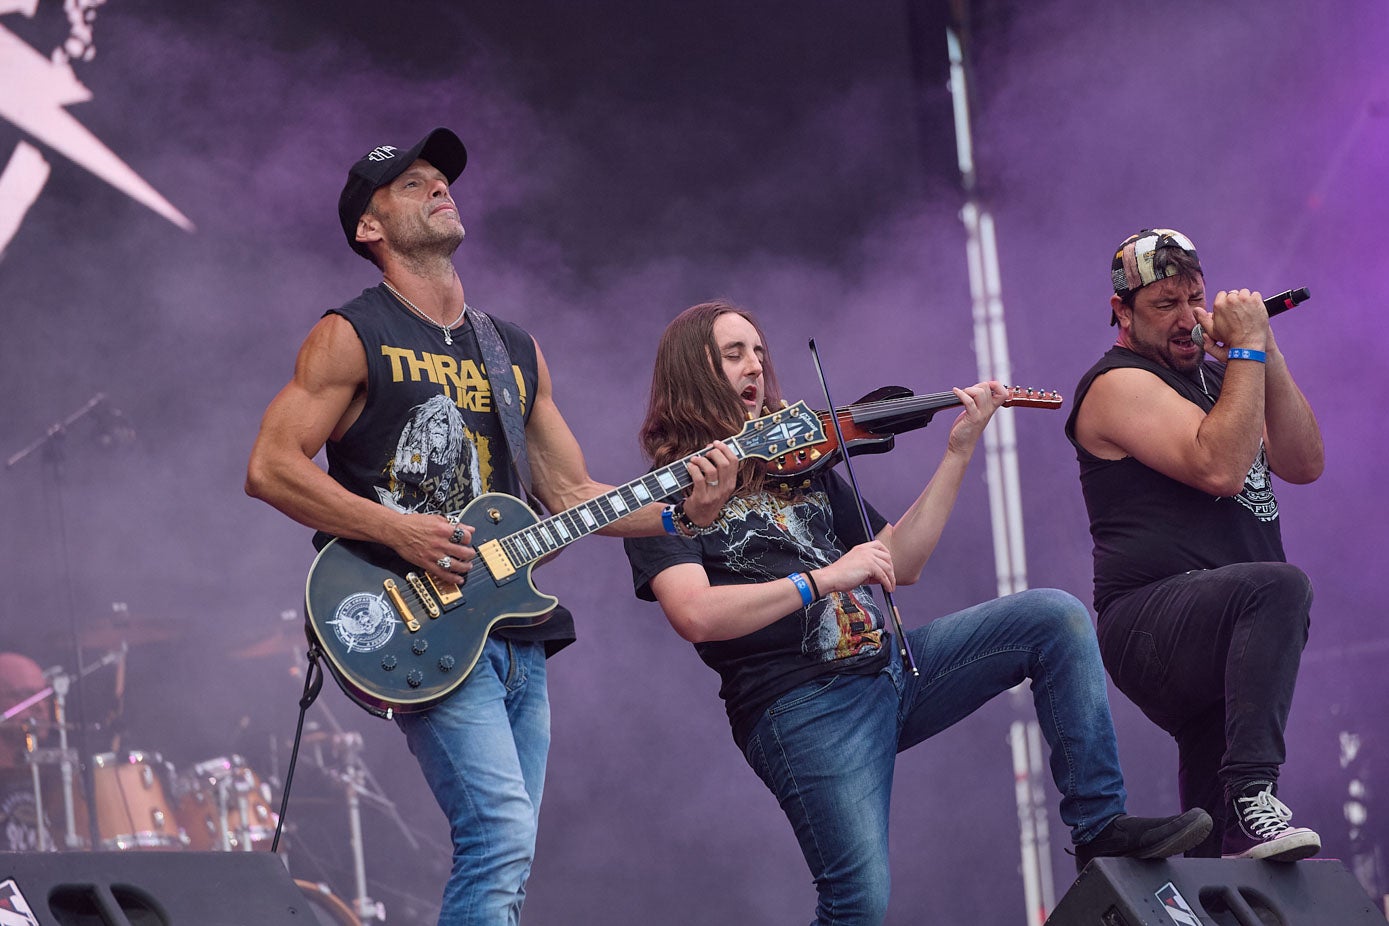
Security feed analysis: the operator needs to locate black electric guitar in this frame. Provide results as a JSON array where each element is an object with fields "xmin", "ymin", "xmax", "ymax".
[{"xmin": 304, "ymin": 401, "xmax": 826, "ymax": 717}]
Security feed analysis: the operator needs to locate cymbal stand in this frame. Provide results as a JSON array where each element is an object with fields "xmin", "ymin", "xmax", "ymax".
[
  {"xmin": 341, "ymin": 731, "xmax": 381, "ymax": 923},
  {"xmin": 51, "ymin": 671, "xmax": 81, "ymax": 848},
  {"xmin": 5, "ymin": 688, "xmax": 76, "ymax": 852},
  {"xmin": 308, "ymin": 702, "xmax": 422, "ymax": 924},
  {"xmin": 214, "ymin": 770, "xmax": 235, "ymax": 851},
  {"xmin": 5, "ymin": 394, "xmax": 117, "ymax": 850}
]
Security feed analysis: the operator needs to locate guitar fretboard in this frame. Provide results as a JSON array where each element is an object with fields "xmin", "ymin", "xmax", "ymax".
[
  {"xmin": 495, "ymin": 440, "xmax": 747, "ymax": 568},
  {"xmin": 473, "ymin": 401, "xmax": 823, "ymax": 573}
]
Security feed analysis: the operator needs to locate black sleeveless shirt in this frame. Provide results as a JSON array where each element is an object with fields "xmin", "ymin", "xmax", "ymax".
[
  {"xmin": 1065, "ymin": 346, "xmax": 1285, "ymax": 614},
  {"xmin": 319, "ymin": 284, "xmax": 575, "ymax": 649}
]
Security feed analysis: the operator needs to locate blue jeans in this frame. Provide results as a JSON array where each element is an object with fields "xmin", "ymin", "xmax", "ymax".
[
  {"xmin": 395, "ymin": 637, "xmax": 550, "ymax": 926},
  {"xmin": 742, "ymin": 588, "xmax": 1126, "ymax": 926}
]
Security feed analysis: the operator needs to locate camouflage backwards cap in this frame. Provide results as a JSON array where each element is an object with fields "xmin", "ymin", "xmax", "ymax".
[{"xmin": 1109, "ymin": 228, "xmax": 1201, "ymax": 325}]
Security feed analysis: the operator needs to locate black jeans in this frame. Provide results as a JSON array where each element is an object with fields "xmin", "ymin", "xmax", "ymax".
[{"xmin": 1097, "ymin": 562, "xmax": 1313, "ymax": 856}]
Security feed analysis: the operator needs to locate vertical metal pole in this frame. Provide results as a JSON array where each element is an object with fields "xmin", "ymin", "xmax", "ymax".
[
  {"xmin": 947, "ymin": 7, "xmax": 1053, "ymax": 921},
  {"xmin": 1009, "ymin": 721, "xmax": 1043, "ymax": 924}
]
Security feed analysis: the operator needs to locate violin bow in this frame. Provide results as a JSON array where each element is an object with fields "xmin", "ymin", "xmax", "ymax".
[{"xmin": 807, "ymin": 339, "xmax": 919, "ymax": 676}]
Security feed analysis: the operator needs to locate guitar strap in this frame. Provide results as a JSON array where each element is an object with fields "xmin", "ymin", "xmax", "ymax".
[{"xmin": 465, "ymin": 305, "xmax": 538, "ymax": 507}]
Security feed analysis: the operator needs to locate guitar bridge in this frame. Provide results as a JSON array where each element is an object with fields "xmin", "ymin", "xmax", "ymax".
[{"xmin": 382, "ymin": 578, "xmax": 421, "ymax": 632}]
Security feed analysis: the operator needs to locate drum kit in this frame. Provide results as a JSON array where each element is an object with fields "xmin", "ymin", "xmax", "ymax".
[
  {"xmin": 0, "ymin": 640, "xmax": 390, "ymax": 926},
  {"xmin": 2, "ymin": 398, "xmax": 424, "ymax": 923}
]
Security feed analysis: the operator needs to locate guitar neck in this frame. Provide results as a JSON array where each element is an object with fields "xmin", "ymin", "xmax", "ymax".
[{"xmin": 495, "ymin": 442, "xmax": 748, "ymax": 568}]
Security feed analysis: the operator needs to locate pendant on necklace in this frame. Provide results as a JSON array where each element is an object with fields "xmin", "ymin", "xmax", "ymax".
[{"xmin": 444, "ymin": 329, "xmax": 453, "ymax": 345}]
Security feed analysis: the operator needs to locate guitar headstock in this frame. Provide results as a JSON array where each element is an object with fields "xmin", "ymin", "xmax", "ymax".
[
  {"xmin": 733, "ymin": 400, "xmax": 827, "ymax": 461},
  {"xmin": 1001, "ymin": 386, "xmax": 1063, "ymax": 409}
]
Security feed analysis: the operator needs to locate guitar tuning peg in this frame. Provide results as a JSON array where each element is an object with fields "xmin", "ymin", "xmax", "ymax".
[{"xmin": 780, "ymin": 399, "xmax": 789, "ymax": 408}]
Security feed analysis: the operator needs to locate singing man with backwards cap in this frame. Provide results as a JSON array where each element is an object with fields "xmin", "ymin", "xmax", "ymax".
[
  {"xmin": 246, "ymin": 128, "xmax": 736, "ymax": 925},
  {"xmin": 1065, "ymin": 228, "xmax": 1325, "ymax": 860}
]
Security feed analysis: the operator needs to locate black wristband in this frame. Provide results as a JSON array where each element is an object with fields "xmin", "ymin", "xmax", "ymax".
[
  {"xmin": 805, "ymin": 570, "xmax": 821, "ymax": 601},
  {"xmin": 672, "ymin": 501, "xmax": 713, "ymax": 538}
]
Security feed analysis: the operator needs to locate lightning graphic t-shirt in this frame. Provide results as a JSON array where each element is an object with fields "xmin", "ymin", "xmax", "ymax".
[
  {"xmin": 626, "ymin": 471, "xmax": 889, "ymax": 749},
  {"xmin": 318, "ymin": 285, "xmax": 574, "ymax": 650},
  {"xmin": 1064, "ymin": 345, "xmax": 1286, "ymax": 614}
]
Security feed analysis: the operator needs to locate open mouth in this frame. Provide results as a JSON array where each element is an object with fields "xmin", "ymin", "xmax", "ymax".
[{"xmin": 740, "ymin": 384, "xmax": 759, "ymax": 407}]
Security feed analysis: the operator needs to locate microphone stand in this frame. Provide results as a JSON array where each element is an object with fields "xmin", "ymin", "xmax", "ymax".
[
  {"xmin": 5, "ymin": 393, "xmax": 113, "ymax": 849},
  {"xmin": 807, "ymin": 340, "xmax": 918, "ymax": 676}
]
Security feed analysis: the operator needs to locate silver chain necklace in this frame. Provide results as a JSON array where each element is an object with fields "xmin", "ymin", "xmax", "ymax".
[{"xmin": 382, "ymin": 280, "xmax": 466, "ymax": 345}]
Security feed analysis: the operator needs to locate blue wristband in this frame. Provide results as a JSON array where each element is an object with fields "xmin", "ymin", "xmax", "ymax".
[
  {"xmin": 661, "ymin": 505, "xmax": 678, "ymax": 535},
  {"xmin": 788, "ymin": 572, "xmax": 814, "ymax": 607},
  {"xmin": 1227, "ymin": 347, "xmax": 1266, "ymax": 363}
]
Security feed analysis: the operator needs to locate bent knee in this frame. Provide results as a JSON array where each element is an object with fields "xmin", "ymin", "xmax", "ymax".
[
  {"xmin": 1022, "ymin": 587, "xmax": 1094, "ymax": 635},
  {"xmin": 1221, "ymin": 562, "xmax": 1313, "ymax": 626}
]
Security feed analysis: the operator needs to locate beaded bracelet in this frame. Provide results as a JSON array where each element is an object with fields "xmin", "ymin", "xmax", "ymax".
[
  {"xmin": 1227, "ymin": 347, "xmax": 1267, "ymax": 363},
  {"xmin": 664, "ymin": 502, "xmax": 715, "ymax": 539},
  {"xmin": 788, "ymin": 572, "xmax": 814, "ymax": 607}
]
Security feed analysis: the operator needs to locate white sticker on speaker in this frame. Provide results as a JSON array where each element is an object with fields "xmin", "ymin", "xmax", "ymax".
[
  {"xmin": 0, "ymin": 879, "xmax": 41, "ymax": 926},
  {"xmin": 1155, "ymin": 882, "xmax": 1200, "ymax": 926}
]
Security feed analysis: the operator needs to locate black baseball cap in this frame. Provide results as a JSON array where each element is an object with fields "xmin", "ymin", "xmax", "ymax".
[{"xmin": 338, "ymin": 127, "xmax": 468, "ymax": 258}]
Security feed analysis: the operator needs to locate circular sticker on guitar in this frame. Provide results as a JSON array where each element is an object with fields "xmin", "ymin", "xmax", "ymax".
[{"xmin": 329, "ymin": 593, "xmax": 397, "ymax": 653}]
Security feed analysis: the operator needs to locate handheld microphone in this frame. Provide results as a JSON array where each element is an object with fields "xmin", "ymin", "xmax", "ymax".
[
  {"xmin": 1191, "ymin": 286, "xmax": 1310, "ymax": 347},
  {"xmin": 1263, "ymin": 286, "xmax": 1312, "ymax": 318}
]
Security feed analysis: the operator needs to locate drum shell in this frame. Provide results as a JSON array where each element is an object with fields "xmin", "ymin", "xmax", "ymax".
[
  {"xmin": 90, "ymin": 749, "xmax": 186, "ymax": 850},
  {"xmin": 175, "ymin": 755, "xmax": 278, "ymax": 852},
  {"xmin": 294, "ymin": 879, "xmax": 362, "ymax": 926}
]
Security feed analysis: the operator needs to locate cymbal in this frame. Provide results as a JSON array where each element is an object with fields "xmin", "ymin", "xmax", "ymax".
[
  {"xmin": 73, "ymin": 616, "xmax": 180, "ymax": 648},
  {"xmin": 231, "ymin": 627, "xmax": 310, "ymax": 660}
]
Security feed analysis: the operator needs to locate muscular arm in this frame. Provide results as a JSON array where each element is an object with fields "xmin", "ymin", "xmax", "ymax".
[
  {"xmin": 1076, "ymin": 290, "xmax": 1322, "ymax": 495},
  {"xmin": 1261, "ymin": 330, "xmax": 1323, "ymax": 483},
  {"xmin": 1073, "ymin": 362, "xmax": 1268, "ymax": 497},
  {"xmin": 245, "ymin": 314, "xmax": 471, "ymax": 583},
  {"xmin": 523, "ymin": 340, "xmax": 736, "ymax": 534}
]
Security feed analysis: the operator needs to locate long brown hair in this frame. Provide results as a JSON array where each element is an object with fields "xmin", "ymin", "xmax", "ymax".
[{"xmin": 640, "ymin": 302, "xmax": 783, "ymax": 487}]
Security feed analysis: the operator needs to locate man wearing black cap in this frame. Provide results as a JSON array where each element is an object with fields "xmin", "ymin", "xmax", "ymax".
[
  {"xmin": 245, "ymin": 128, "xmax": 735, "ymax": 924},
  {"xmin": 1065, "ymin": 228, "xmax": 1325, "ymax": 861}
]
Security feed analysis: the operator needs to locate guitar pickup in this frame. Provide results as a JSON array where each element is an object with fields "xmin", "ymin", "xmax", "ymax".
[
  {"xmin": 382, "ymin": 578, "xmax": 421, "ymax": 632},
  {"xmin": 427, "ymin": 575, "xmax": 463, "ymax": 606},
  {"xmin": 477, "ymin": 539, "xmax": 516, "ymax": 581}
]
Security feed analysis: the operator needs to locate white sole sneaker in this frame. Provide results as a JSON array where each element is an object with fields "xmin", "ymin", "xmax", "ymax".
[{"xmin": 1222, "ymin": 826, "xmax": 1321, "ymax": 862}]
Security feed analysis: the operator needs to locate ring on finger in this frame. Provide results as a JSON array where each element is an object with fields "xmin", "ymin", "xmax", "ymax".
[
  {"xmin": 437, "ymin": 556, "xmax": 452, "ymax": 570},
  {"xmin": 706, "ymin": 479, "xmax": 719, "ymax": 487},
  {"xmin": 450, "ymin": 527, "xmax": 466, "ymax": 545}
]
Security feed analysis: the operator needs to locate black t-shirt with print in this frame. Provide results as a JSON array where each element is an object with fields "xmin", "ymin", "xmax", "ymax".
[
  {"xmin": 625, "ymin": 470, "xmax": 890, "ymax": 749},
  {"xmin": 318, "ymin": 285, "xmax": 574, "ymax": 650}
]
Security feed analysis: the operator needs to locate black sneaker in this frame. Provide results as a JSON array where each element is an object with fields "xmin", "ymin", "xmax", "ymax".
[
  {"xmin": 1073, "ymin": 808, "xmax": 1213, "ymax": 872},
  {"xmin": 1221, "ymin": 781, "xmax": 1320, "ymax": 861}
]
